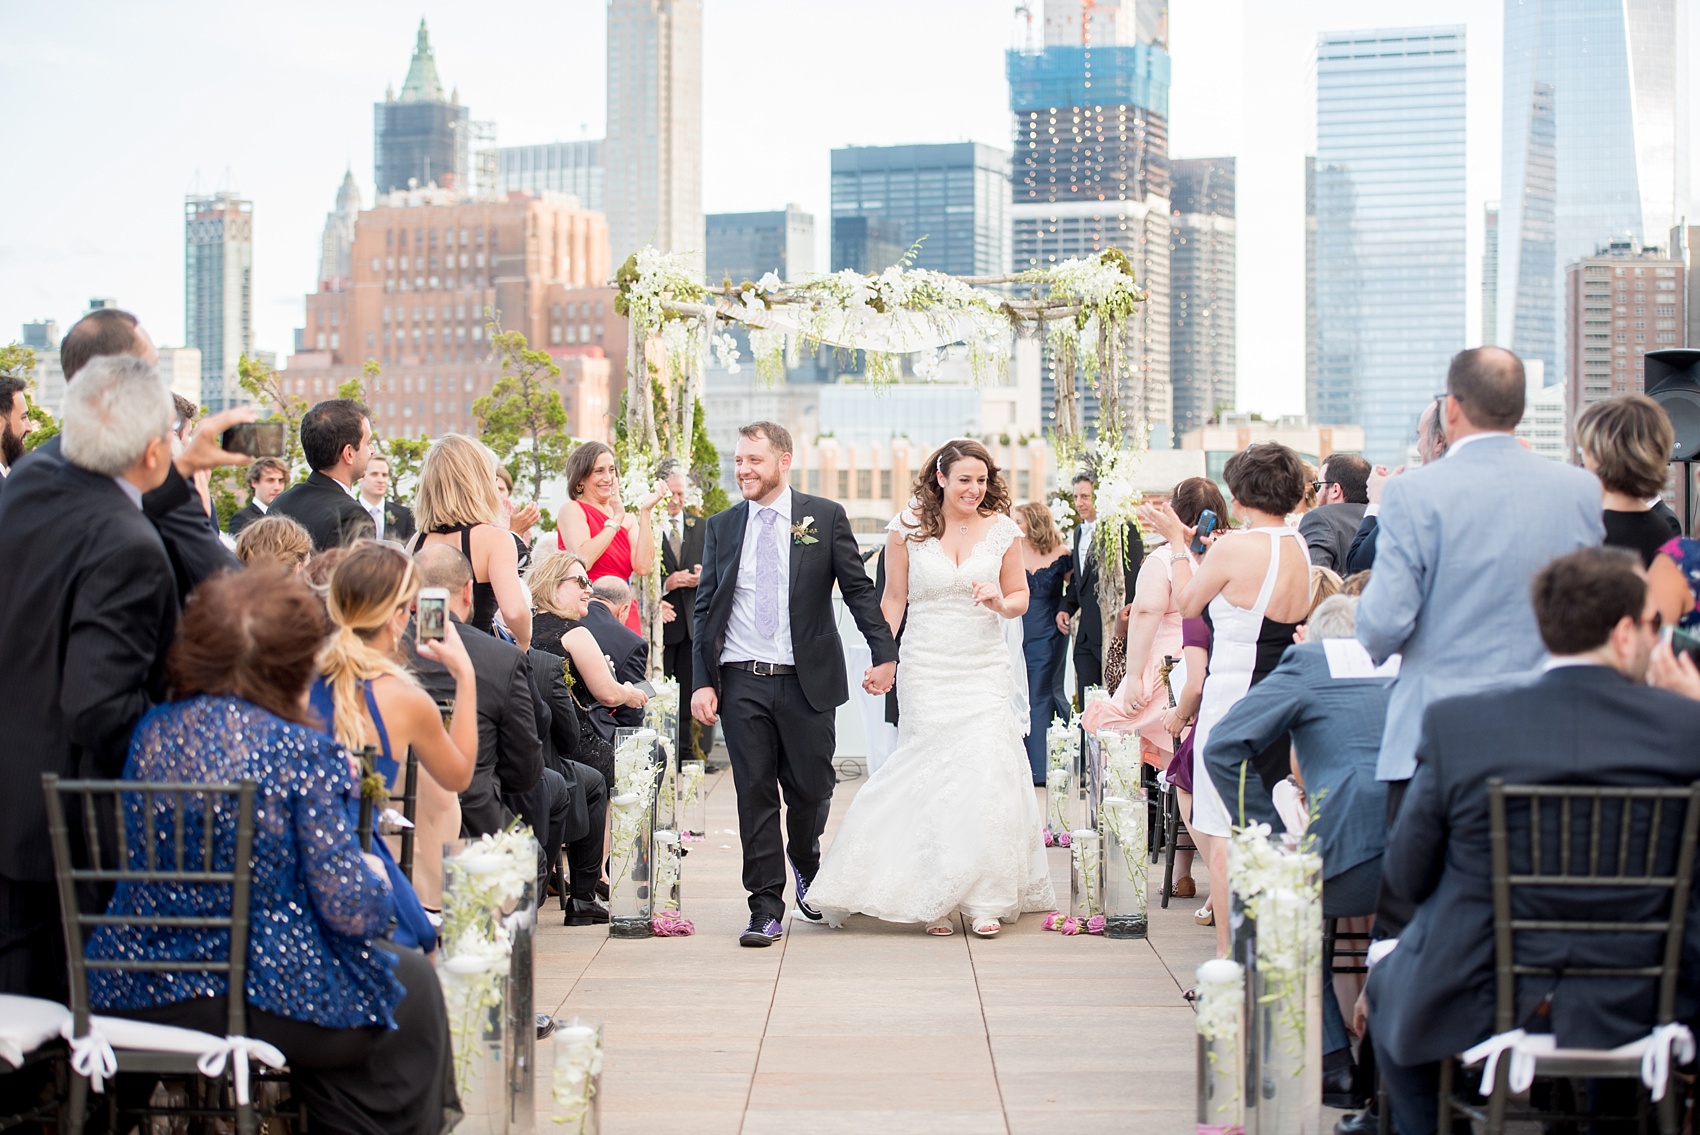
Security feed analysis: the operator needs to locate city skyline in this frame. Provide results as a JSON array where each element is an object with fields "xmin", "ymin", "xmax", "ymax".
[{"xmin": 4, "ymin": 1, "xmax": 1697, "ymax": 421}]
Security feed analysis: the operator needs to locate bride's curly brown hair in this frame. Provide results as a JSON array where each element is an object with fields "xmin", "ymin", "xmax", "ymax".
[{"xmin": 903, "ymin": 438, "xmax": 1012, "ymax": 541}]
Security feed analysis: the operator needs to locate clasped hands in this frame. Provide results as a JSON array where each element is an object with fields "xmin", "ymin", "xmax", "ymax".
[{"xmin": 861, "ymin": 661, "xmax": 896, "ymax": 697}]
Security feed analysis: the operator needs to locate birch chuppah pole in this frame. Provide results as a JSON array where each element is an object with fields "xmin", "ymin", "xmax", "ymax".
[{"xmin": 613, "ymin": 244, "xmax": 1152, "ymax": 678}]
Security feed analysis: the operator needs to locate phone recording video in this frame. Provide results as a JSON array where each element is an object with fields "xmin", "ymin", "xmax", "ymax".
[
  {"xmin": 416, "ymin": 588, "xmax": 449, "ymax": 643},
  {"xmin": 220, "ymin": 421, "xmax": 287, "ymax": 458},
  {"xmin": 1191, "ymin": 509, "xmax": 1219, "ymax": 556}
]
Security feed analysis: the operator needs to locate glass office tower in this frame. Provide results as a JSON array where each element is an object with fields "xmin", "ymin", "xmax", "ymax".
[
  {"xmin": 1498, "ymin": 0, "xmax": 1690, "ymax": 388},
  {"xmin": 829, "ymin": 143, "xmax": 1010, "ymax": 278},
  {"xmin": 1313, "ymin": 26, "xmax": 1467, "ymax": 465}
]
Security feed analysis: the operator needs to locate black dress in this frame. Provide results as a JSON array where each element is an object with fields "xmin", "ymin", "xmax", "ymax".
[
  {"xmin": 528, "ymin": 612, "xmax": 616, "ymax": 787},
  {"xmin": 412, "ymin": 525, "xmax": 499, "ymax": 634},
  {"xmin": 1604, "ymin": 508, "xmax": 1680, "ymax": 568}
]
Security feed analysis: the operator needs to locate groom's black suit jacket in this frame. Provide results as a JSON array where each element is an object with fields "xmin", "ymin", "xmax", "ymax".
[{"xmin": 692, "ymin": 491, "xmax": 898, "ymax": 714}]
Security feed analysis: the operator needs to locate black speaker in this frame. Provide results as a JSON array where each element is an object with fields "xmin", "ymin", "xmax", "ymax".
[{"xmin": 1645, "ymin": 349, "xmax": 1700, "ymax": 460}]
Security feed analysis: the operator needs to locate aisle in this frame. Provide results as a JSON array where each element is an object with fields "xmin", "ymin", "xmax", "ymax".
[{"xmin": 534, "ymin": 759, "xmax": 1218, "ymax": 1134}]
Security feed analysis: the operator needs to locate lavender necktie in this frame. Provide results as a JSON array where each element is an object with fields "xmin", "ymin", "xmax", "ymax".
[{"xmin": 755, "ymin": 507, "xmax": 780, "ymax": 637}]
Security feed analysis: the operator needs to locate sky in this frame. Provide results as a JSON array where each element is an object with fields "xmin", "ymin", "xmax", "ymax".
[{"xmin": 1, "ymin": 1, "xmax": 1696, "ymax": 417}]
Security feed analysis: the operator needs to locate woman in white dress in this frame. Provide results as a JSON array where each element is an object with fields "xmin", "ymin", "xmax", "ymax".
[{"xmin": 807, "ymin": 439, "xmax": 1057, "ymax": 937}]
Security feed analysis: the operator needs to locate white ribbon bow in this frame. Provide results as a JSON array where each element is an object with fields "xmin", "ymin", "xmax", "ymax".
[
  {"xmin": 1640, "ymin": 1023, "xmax": 1696, "ymax": 1102},
  {"xmin": 64, "ymin": 1025, "xmax": 117, "ymax": 1094},
  {"xmin": 1462, "ymin": 1028, "xmax": 1552, "ymax": 1095},
  {"xmin": 196, "ymin": 1036, "xmax": 288, "ymax": 1105}
]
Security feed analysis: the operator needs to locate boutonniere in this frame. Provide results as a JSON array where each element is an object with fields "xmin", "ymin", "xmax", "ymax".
[{"xmin": 791, "ymin": 516, "xmax": 818, "ymax": 545}]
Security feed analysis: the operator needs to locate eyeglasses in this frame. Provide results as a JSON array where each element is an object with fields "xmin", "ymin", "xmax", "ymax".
[
  {"xmin": 1641, "ymin": 612, "xmax": 1664, "ymax": 634},
  {"xmin": 566, "ymin": 575, "xmax": 593, "ymax": 590},
  {"xmin": 1311, "ymin": 480, "xmax": 1330, "ymax": 493}
]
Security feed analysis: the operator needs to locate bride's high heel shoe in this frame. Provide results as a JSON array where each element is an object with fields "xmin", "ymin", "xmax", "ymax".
[
  {"xmin": 971, "ymin": 918, "xmax": 1001, "ymax": 938},
  {"xmin": 924, "ymin": 920, "xmax": 954, "ymax": 936}
]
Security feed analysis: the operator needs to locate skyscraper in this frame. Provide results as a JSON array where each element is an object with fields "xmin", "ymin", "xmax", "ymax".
[
  {"xmin": 1482, "ymin": 204, "xmax": 1499, "ymax": 346},
  {"xmin": 318, "ymin": 170, "xmax": 362, "ymax": 293},
  {"xmin": 605, "ymin": 0, "xmax": 704, "ymax": 278},
  {"xmin": 1169, "ymin": 158, "xmax": 1236, "ymax": 438},
  {"xmin": 706, "ymin": 206, "xmax": 815, "ymax": 284},
  {"xmin": 1564, "ymin": 239, "xmax": 1687, "ymax": 414},
  {"xmin": 1008, "ymin": 0, "xmax": 1172, "ymax": 443},
  {"xmin": 1313, "ymin": 27, "xmax": 1466, "ymax": 465},
  {"xmin": 185, "ymin": 192, "xmax": 253, "ymax": 411},
  {"xmin": 1498, "ymin": 0, "xmax": 1691, "ymax": 386},
  {"xmin": 497, "ymin": 141, "xmax": 604, "ymax": 211},
  {"xmin": 829, "ymin": 144, "xmax": 1010, "ymax": 277},
  {"xmin": 374, "ymin": 21, "xmax": 468, "ymax": 194}
]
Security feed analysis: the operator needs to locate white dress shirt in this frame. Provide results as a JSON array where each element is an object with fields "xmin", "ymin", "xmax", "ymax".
[
  {"xmin": 721, "ymin": 487, "xmax": 795, "ymax": 665},
  {"xmin": 362, "ymin": 497, "xmax": 385, "ymax": 541},
  {"xmin": 1444, "ymin": 430, "xmax": 1513, "ymax": 457},
  {"xmin": 112, "ymin": 478, "xmax": 144, "ymax": 510}
]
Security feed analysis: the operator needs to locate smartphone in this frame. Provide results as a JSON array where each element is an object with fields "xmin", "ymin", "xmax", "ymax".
[
  {"xmin": 1668, "ymin": 625, "xmax": 1700, "ymax": 667},
  {"xmin": 1191, "ymin": 509, "xmax": 1219, "ymax": 556},
  {"xmin": 416, "ymin": 588, "xmax": 449, "ymax": 642},
  {"xmin": 221, "ymin": 421, "xmax": 287, "ymax": 458}
]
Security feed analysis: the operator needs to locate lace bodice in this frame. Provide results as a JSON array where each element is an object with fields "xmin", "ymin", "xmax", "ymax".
[
  {"xmin": 85, "ymin": 696, "xmax": 404, "ymax": 1029},
  {"xmin": 892, "ymin": 512, "xmax": 1022, "ymax": 608}
]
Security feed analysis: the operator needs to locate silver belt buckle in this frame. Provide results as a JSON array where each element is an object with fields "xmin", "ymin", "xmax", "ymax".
[{"xmin": 753, "ymin": 661, "xmax": 775, "ymax": 677}]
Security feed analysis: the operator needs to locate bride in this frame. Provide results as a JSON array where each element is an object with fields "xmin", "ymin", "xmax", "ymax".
[{"xmin": 806, "ymin": 439, "xmax": 1057, "ymax": 937}]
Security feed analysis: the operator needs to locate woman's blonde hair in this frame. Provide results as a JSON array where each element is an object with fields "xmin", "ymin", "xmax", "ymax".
[
  {"xmin": 1308, "ymin": 565, "xmax": 1343, "ymax": 615},
  {"xmin": 235, "ymin": 514, "xmax": 314, "ymax": 572},
  {"xmin": 527, "ymin": 550, "xmax": 589, "ymax": 617},
  {"xmin": 1014, "ymin": 501, "xmax": 1061, "ymax": 555},
  {"xmin": 414, "ymin": 433, "xmax": 500, "ymax": 532},
  {"xmin": 1575, "ymin": 394, "xmax": 1675, "ymax": 499},
  {"xmin": 318, "ymin": 540, "xmax": 421, "ymax": 753}
]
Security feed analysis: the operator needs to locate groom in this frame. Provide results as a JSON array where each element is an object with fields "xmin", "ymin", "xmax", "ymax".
[{"xmin": 691, "ymin": 421, "xmax": 899, "ymax": 946}]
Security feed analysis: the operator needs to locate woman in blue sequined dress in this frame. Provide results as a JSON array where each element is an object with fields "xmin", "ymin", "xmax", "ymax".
[
  {"xmin": 1013, "ymin": 502, "xmax": 1074, "ymax": 783},
  {"xmin": 86, "ymin": 571, "xmax": 463, "ymax": 1135}
]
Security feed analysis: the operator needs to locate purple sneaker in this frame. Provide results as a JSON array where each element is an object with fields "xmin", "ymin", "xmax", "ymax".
[
  {"xmin": 739, "ymin": 915, "xmax": 784, "ymax": 947},
  {"xmin": 791, "ymin": 860, "xmax": 824, "ymax": 923}
]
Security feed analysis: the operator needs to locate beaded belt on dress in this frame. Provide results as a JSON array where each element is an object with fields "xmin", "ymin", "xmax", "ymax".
[{"xmin": 724, "ymin": 660, "xmax": 796, "ymax": 676}]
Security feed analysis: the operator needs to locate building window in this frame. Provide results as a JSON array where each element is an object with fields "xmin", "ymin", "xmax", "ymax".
[
  {"xmin": 857, "ymin": 470, "xmax": 872, "ymax": 498},
  {"xmin": 366, "ymin": 331, "xmax": 375, "ymax": 348},
  {"xmin": 329, "ymin": 333, "xmax": 339, "ymax": 350},
  {"xmin": 880, "ymin": 470, "xmax": 891, "ymax": 498},
  {"xmin": 315, "ymin": 332, "xmax": 326, "ymax": 350},
  {"xmin": 837, "ymin": 470, "xmax": 850, "ymax": 498}
]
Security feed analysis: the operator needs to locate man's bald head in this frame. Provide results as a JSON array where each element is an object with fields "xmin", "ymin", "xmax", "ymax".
[
  {"xmin": 414, "ymin": 543, "xmax": 473, "ymax": 594},
  {"xmin": 1446, "ymin": 346, "xmax": 1525, "ymax": 431},
  {"xmin": 61, "ymin": 308, "xmax": 158, "ymax": 381},
  {"xmin": 590, "ymin": 576, "xmax": 631, "ymax": 607}
]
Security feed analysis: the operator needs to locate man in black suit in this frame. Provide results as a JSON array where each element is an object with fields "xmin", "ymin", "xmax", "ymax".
[
  {"xmin": 1299, "ymin": 452, "xmax": 1370, "ymax": 572},
  {"xmin": 227, "ymin": 456, "xmax": 289, "ymax": 537},
  {"xmin": 1345, "ymin": 398, "xmax": 1447, "ymax": 575},
  {"xmin": 691, "ymin": 421, "xmax": 898, "ymax": 947},
  {"xmin": 270, "ymin": 399, "xmax": 376, "ymax": 551},
  {"xmin": 657, "ymin": 460, "xmax": 706, "ymax": 695},
  {"xmin": 580, "ymin": 577, "xmax": 649, "ymax": 730},
  {"xmin": 1368, "ymin": 547, "xmax": 1700, "ymax": 1135},
  {"xmin": 526, "ymin": 645, "xmax": 610, "ymax": 925},
  {"xmin": 1060, "ymin": 471, "xmax": 1143, "ymax": 705},
  {"xmin": 2, "ymin": 308, "xmax": 246, "ymax": 594},
  {"xmin": 357, "ymin": 454, "xmax": 416, "ymax": 544},
  {"xmin": 0, "ymin": 356, "xmax": 181, "ymax": 998}
]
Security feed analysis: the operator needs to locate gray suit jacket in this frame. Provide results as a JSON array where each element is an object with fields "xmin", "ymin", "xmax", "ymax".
[
  {"xmin": 1356, "ymin": 434, "xmax": 1603, "ymax": 780},
  {"xmin": 1202, "ymin": 641, "xmax": 1392, "ymax": 881},
  {"xmin": 1298, "ymin": 501, "xmax": 1367, "ymax": 573}
]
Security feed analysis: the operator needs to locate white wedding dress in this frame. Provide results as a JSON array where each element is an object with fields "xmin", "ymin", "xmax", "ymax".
[{"xmin": 807, "ymin": 512, "xmax": 1057, "ymax": 925}]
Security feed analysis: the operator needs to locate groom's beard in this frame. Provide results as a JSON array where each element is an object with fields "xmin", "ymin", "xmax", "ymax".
[
  {"xmin": 0, "ymin": 423, "xmax": 23, "ymax": 469},
  {"xmin": 740, "ymin": 468, "xmax": 784, "ymax": 501}
]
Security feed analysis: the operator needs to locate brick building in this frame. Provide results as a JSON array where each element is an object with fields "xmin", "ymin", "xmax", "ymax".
[
  {"xmin": 284, "ymin": 186, "xmax": 623, "ymax": 443},
  {"xmin": 1564, "ymin": 239, "xmax": 1687, "ymax": 414}
]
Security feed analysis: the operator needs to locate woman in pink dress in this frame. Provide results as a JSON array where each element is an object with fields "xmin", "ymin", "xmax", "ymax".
[
  {"xmin": 1084, "ymin": 478, "xmax": 1229, "ymax": 772},
  {"xmin": 556, "ymin": 441, "xmax": 667, "ymax": 634}
]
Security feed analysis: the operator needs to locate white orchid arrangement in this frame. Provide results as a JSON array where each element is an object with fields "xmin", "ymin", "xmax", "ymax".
[
  {"xmin": 645, "ymin": 677, "xmax": 680, "ymax": 733},
  {"xmin": 614, "ymin": 247, "xmax": 706, "ymax": 339},
  {"xmin": 438, "ymin": 825, "xmax": 539, "ymax": 1098},
  {"xmin": 1099, "ymin": 793, "xmax": 1149, "ymax": 927},
  {"xmin": 651, "ymin": 829, "xmax": 681, "ymax": 913},
  {"xmin": 618, "ymin": 450, "xmax": 662, "ymax": 514},
  {"xmin": 1097, "ymin": 730, "xmax": 1143, "ymax": 802},
  {"xmin": 1048, "ymin": 495, "xmax": 1077, "ymax": 541},
  {"xmin": 675, "ymin": 760, "xmax": 706, "ymax": 840},
  {"xmin": 1227, "ymin": 823, "xmax": 1323, "ymax": 1071},
  {"xmin": 607, "ymin": 792, "xmax": 649, "ymax": 918},
  {"xmin": 1070, "ymin": 828, "xmax": 1102, "ymax": 917},
  {"xmin": 551, "ymin": 1021, "xmax": 603, "ymax": 1133},
  {"xmin": 1194, "ymin": 958, "xmax": 1247, "ymax": 1123}
]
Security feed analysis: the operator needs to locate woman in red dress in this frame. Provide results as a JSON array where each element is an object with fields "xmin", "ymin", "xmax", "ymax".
[{"xmin": 556, "ymin": 441, "xmax": 667, "ymax": 633}]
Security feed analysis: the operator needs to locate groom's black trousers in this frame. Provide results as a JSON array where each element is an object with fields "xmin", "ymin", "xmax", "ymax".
[{"xmin": 719, "ymin": 667, "xmax": 837, "ymax": 921}]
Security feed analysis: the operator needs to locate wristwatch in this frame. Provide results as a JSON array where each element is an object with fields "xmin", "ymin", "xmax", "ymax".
[{"xmin": 603, "ymin": 518, "xmax": 618, "ymax": 532}]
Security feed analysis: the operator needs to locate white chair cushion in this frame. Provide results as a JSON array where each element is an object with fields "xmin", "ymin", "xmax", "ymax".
[
  {"xmin": 0, "ymin": 994, "xmax": 70, "ymax": 1068},
  {"xmin": 60, "ymin": 1016, "xmax": 286, "ymax": 1103}
]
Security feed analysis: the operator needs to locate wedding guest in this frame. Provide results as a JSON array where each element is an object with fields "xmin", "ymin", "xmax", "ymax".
[
  {"xmin": 1344, "ymin": 398, "xmax": 1449, "ymax": 575},
  {"xmin": 555, "ymin": 441, "xmax": 666, "ymax": 634},
  {"xmin": 0, "ymin": 375, "xmax": 34, "ymax": 479},
  {"xmin": 357, "ymin": 453, "xmax": 415, "ymax": 544},
  {"xmin": 1060, "ymin": 471, "xmax": 1143, "ymax": 705},
  {"xmin": 227, "ymin": 456, "xmax": 290, "ymax": 537},
  {"xmin": 581, "ymin": 577, "xmax": 651, "ymax": 729},
  {"xmin": 657, "ymin": 459, "xmax": 706, "ymax": 698},
  {"xmin": 1575, "ymin": 394, "xmax": 1679, "ymax": 567},
  {"xmin": 86, "ymin": 570, "xmax": 457, "ymax": 1135},
  {"xmin": 1300, "ymin": 453, "xmax": 1370, "ymax": 572},
  {"xmin": 1160, "ymin": 616, "xmax": 1210, "ymax": 904},
  {"xmin": 2, "ymin": 307, "xmax": 249, "ymax": 590},
  {"xmin": 234, "ymin": 514, "xmax": 315, "ymax": 574},
  {"xmin": 1013, "ymin": 501, "xmax": 1074, "ymax": 783},
  {"xmin": 1370, "ymin": 548, "xmax": 1700, "ymax": 1135},
  {"xmin": 270, "ymin": 399, "xmax": 376, "ymax": 551},
  {"xmin": 0, "ymin": 355, "xmax": 180, "ymax": 998},
  {"xmin": 1203, "ymin": 593, "xmax": 1392, "ymax": 1106},
  {"xmin": 410, "ymin": 433, "xmax": 531, "ymax": 649},
  {"xmin": 1143, "ymin": 441, "xmax": 1312, "ymax": 953},
  {"xmin": 1357, "ymin": 347, "xmax": 1602, "ymax": 933},
  {"xmin": 316, "ymin": 540, "xmax": 478, "ymax": 909},
  {"xmin": 1086, "ymin": 478, "xmax": 1228, "ymax": 779},
  {"xmin": 495, "ymin": 464, "xmax": 540, "ymax": 551}
]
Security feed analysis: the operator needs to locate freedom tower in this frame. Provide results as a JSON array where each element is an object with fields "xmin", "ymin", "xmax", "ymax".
[{"xmin": 1497, "ymin": 0, "xmax": 1690, "ymax": 386}]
